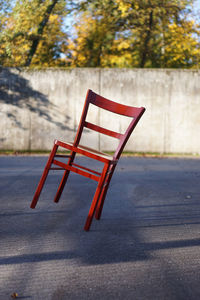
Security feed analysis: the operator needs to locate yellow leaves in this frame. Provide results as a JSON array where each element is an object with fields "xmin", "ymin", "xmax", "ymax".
[
  {"xmin": 65, "ymin": 0, "xmax": 200, "ymax": 68},
  {"xmin": 1, "ymin": 0, "xmax": 200, "ymax": 68},
  {"xmin": 0, "ymin": 0, "xmax": 68, "ymax": 67},
  {"xmin": 168, "ymin": 20, "xmax": 196, "ymax": 34},
  {"xmin": 117, "ymin": 0, "xmax": 131, "ymax": 17},
  {"xmin": 102, "ymin": 52, "xmax": 132, "ymax": 68},
  {"xmin": 117, "ymin": 40, "xmax": 130, "ymax": 51},
  {"xmin": 164, "ymin": 20, "xmax": 200, "ymax": 67},
  {"xmin": 99, "ymin": 37, "xmax": 132, "ymax": 67}
]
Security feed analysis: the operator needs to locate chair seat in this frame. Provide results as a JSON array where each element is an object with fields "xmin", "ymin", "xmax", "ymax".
[{"xmin": 59, "ymin": 141, "xmax": 114, "ymax": 161}]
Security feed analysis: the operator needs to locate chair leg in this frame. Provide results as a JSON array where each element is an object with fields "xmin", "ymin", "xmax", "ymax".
[
  {"xmin": 95, "ymin": 166, "xmax": 116, "ymax": 220},
  {"xmin": 54, "ymin": 152, "xmax": 76, "ymax": 203},
  {"xmin": 30, "ymin": 144, "xmax": 58, "ymax": 209},
  {"xmin": 84, "ymin": 163, "xmax": 110, "ymax": 231},
  {"xmin": 54, "ymin": 170, "xmax": 70, "ymax": 203},
  {"xmin": 95, "ymin": 184, "xmax": 109, "ymax": 220}
]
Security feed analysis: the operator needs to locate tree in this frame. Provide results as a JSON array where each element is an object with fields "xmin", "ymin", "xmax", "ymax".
[
  {"xmin": 0, "ymin": 0, "xmax": 13, "ymax": 64},
  {"xmin": 0, "ymin": 0, "xmax": 69, "ymax": 67},
  {"xmin": 67, "ymin": 0, "xmax": 200, "ymax": 68},
  {"xmin": 162, "ymin": 20, "xmax": 200, "ymax": 67},
  {"xmin": 25, "ymin": 0, "xmax": 59, "ymax": 66},
  {"xmin": 68, "ymin": 1, "xmax": 124, "ymax": 67},
  {"xmin": 1, "ymin": 0, "xmax": 199, "ymax": 68}
]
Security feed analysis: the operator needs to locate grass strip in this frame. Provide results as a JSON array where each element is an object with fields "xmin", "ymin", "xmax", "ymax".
[{"xmin": 0, "ymin": 149, "xmax": 200, "ymax": 158}]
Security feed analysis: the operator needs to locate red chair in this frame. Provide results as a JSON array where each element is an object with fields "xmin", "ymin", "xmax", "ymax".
[{"xmin": 30, "ymin": 89, "xmax": 145, "ymax": 231}]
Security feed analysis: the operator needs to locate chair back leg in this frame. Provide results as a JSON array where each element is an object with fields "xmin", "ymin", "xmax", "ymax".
[
  {"xmin": 54, "ymin": 152, "xmax": 76, "ymax": 203},
  {"xmin": 95, "ymin": 184, "xmax": 109, "ymax": 220},
  {"xmin": 95, "ymin": 165, "xmax": 116, "ymax": 220},
  {"xmin": 54, "ymin": 170, "xmax": 70, "ymax": 203},
  {"xmin": 30, "ymin": 144, "xmax": 58, "ymax": 209}
]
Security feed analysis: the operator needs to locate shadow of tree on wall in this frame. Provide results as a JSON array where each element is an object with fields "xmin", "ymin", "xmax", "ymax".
[{"xmin": 0, "ymin": 67, "xmax": 73, "ymax": 131}]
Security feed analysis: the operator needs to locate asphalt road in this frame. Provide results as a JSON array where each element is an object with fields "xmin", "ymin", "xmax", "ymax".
[{"xmin": 1, "ymin": 156, "xmax": 200, "ymax": 300}]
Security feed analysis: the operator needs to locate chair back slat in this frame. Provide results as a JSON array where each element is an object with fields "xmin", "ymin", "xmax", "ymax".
[
  {"xmin": 84, "ymin": 121, "xmax": 123, "ymax": 139},
  {"xmin": 89, "ymin": 90, "xmax": 141, "ymax": 118}
]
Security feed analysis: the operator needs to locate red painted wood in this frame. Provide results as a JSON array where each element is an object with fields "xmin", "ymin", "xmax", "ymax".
[
  {"xmin": 54, "ymin": 169, "xmax": 71, "ymax": 203},
  {"xmin": 84, "ymin": 121, "xmax": 122, "ymax": 139},
  {"xmin": 71, "ymin": 162, "xmax": 101, "ymax": 176},
  {"xmin": 73, "ymin": 89, "xmax": 91, "ymax": 147},
  {"xmin": 31, "ymin": 89, "xmax": 145, "ymax": 231},
  {"xmin": 113, "ymin": 107, "xmax": 145, "ymax": 160},
  {"xmin": 54, "ymin": 150, "xmax": 76, "ymax": 203},
  {"xmin": 89, "ymin": 89, "xmax": 143, "ymax": 117},
  {"xmin": 30, "ymin": 144, "xmax": 58, "ymax": 208},
  {"xmin": 84, "ymin": 162, "xmax": 110, "ymax": 231},
  {"xmin": 95, "ymin": 164, "xmax": 116, "ymax": 220},
  {"xmin": 53, "ymin": 159, "xmax": 100, "ymax": 181},
  {"xmin": 55, "ymin": 140, "xmax": 114, "ymax": 163}
]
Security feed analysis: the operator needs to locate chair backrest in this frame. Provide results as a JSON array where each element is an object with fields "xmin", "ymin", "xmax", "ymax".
[{"xmin": 74, "ymin": 89, "xmax": 145, "ymax": 160}]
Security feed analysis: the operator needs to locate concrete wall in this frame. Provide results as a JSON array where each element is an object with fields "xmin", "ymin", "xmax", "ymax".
[{"xmin": 0, "ymin": 67, "xmax": 200, "ymax": 154}]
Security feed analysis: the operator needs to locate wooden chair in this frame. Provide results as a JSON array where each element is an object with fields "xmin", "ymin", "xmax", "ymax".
[{"xmin": 30, "ymin": 89, "xmax": 145, "ymax": 231}]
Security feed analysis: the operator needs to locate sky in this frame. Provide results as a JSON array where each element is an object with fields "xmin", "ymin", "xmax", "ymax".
[
  {"xmin": 194, "ymin": 0, "xmax": 200, "ymax": 8},
  {"xmin": 193, "ymin": 0, "xmax": 200, "ymax": 23}
]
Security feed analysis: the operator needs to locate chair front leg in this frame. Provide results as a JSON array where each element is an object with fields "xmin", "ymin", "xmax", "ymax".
[
  {"xmin": 84, "ymin": 162, "xmax": 110, "ymax": 231},
  {"xmin": 30, "ymin": 144, "xmax": 58, "ymax": 209}
]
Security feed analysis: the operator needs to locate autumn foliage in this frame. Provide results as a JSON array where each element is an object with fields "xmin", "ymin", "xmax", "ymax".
[{"xmin": 0, "ymin": 0, "xmax": 199, "ymax": 68}]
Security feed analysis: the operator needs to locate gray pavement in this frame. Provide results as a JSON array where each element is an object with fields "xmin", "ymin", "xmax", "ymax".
[{"xmin": 1, "ymin": 156, "xmax": 200, "ymax": 300}]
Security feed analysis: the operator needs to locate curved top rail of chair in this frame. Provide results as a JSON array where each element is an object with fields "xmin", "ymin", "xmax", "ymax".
[{"xmin": 88, "ymin": 89, "xmax": 145, "ymax": 118}]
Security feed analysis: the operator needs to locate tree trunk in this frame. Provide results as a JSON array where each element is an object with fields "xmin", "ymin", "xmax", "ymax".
[
  {"xmin": 140, "ymin": 10, "xmax": 153, "ymax": 68},
  {"xmin": 25, "ymin": 0, "xmax": 58, "ymax": 67}
]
